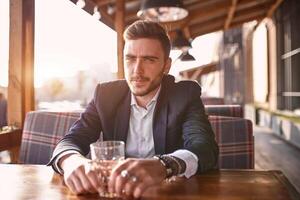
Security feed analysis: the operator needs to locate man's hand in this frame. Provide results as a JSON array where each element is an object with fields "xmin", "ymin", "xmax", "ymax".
[
  {"xmin": 108, "ymin": 158, "xmax": 167, "ymax": 198},
  {"xmin": 59, "ymin": 154, "xmax": 100, "ymax": 194}
]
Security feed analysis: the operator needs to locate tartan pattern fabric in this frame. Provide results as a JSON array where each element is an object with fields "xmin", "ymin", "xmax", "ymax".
[
  {"xmin": 19, "ymin": 111, "xmax": 254, "ymax": 169},
  {"xmin": 201, "ymin": 97, "xmax": 224, "ymax": 105},
  {"xmin": 19, "ymin": 111, "xmax": 81, "ymax": 164},
  {"xmin": 205, "ymin": 105, "xmax": 244, "ymax": 118},
  {"xmin": 209, "ymin": 115, "xmax": 254, "ymax": 169}
]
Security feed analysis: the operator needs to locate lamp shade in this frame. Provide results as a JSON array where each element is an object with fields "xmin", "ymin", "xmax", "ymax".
[
  {"xmin": 179, "ymin": 51, "xmax": 195, "ymax": 61},
  {"xmin": 172, "ymin": 30, "xmax": 192, "ymax": 50},
  {"xmin": 137, "ymin": 0, "xmax": 188, "ymax": 22}
]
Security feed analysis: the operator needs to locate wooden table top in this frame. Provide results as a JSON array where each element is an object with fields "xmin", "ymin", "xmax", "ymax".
[{"xmin": 0, "ymin": 164, "xmax": 299, "ymax": 200}]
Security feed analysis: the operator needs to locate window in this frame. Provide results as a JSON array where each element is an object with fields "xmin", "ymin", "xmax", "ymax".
[
  {"xmin": 35, "ymin": 0, "xmax": 117, "ymax": 110},
  {"xmin": 276, "ymin": 0, "xmax": 300, "ymax": 111},
  {"xmin": 0, "ymin": 0, "xmax": 9, "ymax": 128}
]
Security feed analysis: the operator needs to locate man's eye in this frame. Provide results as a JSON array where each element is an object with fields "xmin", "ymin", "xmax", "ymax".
[
  {"xmin": 126, "ymin": 57, "xmax": 135, "ymax": 62},
  {"xmin": 144, "ymin": 58, "xmax": 155, "ymax": 62}
]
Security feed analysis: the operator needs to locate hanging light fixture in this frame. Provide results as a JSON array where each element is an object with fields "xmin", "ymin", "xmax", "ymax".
[
  {"xmin": 93, "ymin": 6, "xmax": 101, "ymax": 20},
  {"xmin": 172, "ymin": 30, "xmax": 192, "ymax": 51},
  {"xmin": 137, "ymin": 0, "xmax": 188, "ymax": 22},
  {"xmin": 179, "ymin": 51, "xmax": 195, "ymax": 61},
  {"xmin": 76, "ymin": 0, "xmax": 85, "ymax": 9}
]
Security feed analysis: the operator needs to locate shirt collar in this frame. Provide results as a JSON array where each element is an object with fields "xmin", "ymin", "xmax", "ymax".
[{"xmin": 130, "ymin": 85, "xmax": 161, "ymax": 108}]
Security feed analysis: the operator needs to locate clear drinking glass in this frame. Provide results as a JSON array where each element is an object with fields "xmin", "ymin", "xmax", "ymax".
[{"xmin": 90, "ymin": 141, "xmax": 125, "ymax": 198}]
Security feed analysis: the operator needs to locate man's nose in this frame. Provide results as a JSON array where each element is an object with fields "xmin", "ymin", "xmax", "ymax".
[{"xmin": 133, "ymin": 59, "xmax": 144, "ymax": 73}]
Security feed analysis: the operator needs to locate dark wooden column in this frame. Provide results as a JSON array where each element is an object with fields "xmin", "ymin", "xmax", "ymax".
[
  {"xmin": 8, "ymin": 0, "xmax": 35, "ymax": 128},
  {"xmin": 115, "ymin": 0, "xmax": 125, "ymax": 79}
]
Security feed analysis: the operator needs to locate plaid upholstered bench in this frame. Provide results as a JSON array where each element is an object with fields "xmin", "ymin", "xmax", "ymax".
[
  {"xmin": 201, "ymin": 97, "xmax": 224, "ymax": 105},
  {"xmin": 19, "ymin": 111, "xmax": 254, "ymax": 169},
  {"xmin": 209, "ymin": 115, "xmax": 253, "ymax": 169},
  {"xmin": 205, "ymin": 105, "xmax": 244, "ymax": 118}
]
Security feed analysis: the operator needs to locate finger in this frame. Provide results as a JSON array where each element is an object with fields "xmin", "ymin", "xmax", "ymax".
[
  {"xmin": 85, "ymin": 164, "xmax": 101, "ymax": 191},
  {"xmin": 76, "ymin": 170, "xmax": 97, "ymax": 193},
  {"xmin": 108, "ymin": 160, "xmax": 131, "ymax": 193},
  {"xmin": 123, "ymin": 179, "xmax": 138, "ymax": 197},
  {"xmin": 133, "ymin": 183, "xmax": 147, "ymax": 199},
  {"xmin": 64, "ymin": 177, "xmax": 77, "ymax": 194},
  {"xmin": 115, "ymin": 172, "xmax": 128, "ymax": 196},
  {"xmin": 72, "ymin": 174, "xmax": 85, "ymax": 194}
]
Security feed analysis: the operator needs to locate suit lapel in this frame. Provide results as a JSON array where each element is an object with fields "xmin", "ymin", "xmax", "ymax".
[
  {"xmin": 114, "ymin": 91, "xmax": 131, "ymax": 142},
  {"xmin": 153, "ymin": 76, "xmax": 171, "ymax": 154}
]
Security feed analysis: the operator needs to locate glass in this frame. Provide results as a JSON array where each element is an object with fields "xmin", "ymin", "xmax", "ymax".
[{"xmin": 90, "ymin": 141, "xmax": 125, "ymax": 198}]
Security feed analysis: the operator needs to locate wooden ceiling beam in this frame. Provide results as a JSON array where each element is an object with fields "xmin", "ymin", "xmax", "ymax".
[
  {"xmin": 93, "ymin": 0, "xmax": 115, "ymax": 6},
  {"xmin": 161, "ymin": 2, "xmax": 230, "ymax": 32},
  {"xmin": 190, "ymin": 17, "xmax": 225, "ymax": 38},
  {"xmin": 224, "ymin": 0, "xmax": 238, "ymax": 30},
  {"xmin": 92, "ymin": 0, "xmax": 138, "ymax": 7},
  {"xmin": 255, "ymin": 0, "xmax": 284, "ymax": 29},
  {"xmin": 162, "ymin": 0, "xmax": 264, "ymax": 32},
  {"xmin": 190, "ymin": 10, "xmax": 265, "ymax": 38},
  {"xmin": 233, "ymin": 6, "xmax": 268, "ymax": 23},
  {"xmin": 237, "ymin": 0, "xmax": 273, "ymax": 11},
  {"xmin": 179, "ymin": 62, "xmax": 218, "ymax": 80},
  {"xmin": 266, "ymin": 0, "xmax": 284, "ymax": 18}
]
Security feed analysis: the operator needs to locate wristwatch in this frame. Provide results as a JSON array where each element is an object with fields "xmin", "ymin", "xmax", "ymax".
[{"xmin": 153, "ymin": 155, "xmax": 174, "ymax": 178}]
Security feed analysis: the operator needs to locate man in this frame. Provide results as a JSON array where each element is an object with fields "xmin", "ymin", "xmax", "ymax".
[{"xmin": 49, "ymin": 20, "xmax": 218, "ymax": 198}]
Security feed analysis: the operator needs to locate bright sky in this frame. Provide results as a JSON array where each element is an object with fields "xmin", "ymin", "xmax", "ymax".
[
  {"xmin": 169, "ymin": 32, "xmax": 221, "ymax": 77},
  {"xmin": 0, "ymin": 0, "xmax": 9, "ymax": 87},
  {"xmin": 34, "ymin": 0, "xmax": 117, "ymax": 87}
]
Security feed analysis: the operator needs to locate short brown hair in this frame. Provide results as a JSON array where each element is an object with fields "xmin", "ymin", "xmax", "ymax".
[{"xmin": 123, "ymin": 20, "xmax": 171, "ymax": 59}]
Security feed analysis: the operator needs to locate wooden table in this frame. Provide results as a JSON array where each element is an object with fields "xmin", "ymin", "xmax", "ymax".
[
  {"xmin": 0, "ymin": 164, "xmax": 299, "ymax": 200},
  {"xmin": 0, "ymin": 129, "xmax": 22, "ymax": 162}
]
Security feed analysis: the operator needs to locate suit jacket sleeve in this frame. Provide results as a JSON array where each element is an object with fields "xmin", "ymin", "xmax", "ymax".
[
  {"xmin": 181, "ymin": 82, "xmax": 219, "ymax": 173},
  {"xmin": 48, "ymin": 84, "xmax": 102, "ymax": 166}
]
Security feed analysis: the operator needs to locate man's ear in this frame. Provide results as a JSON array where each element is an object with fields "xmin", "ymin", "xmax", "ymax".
[{"xmin": 164, "ymin": 58, "xmax": 172, "ymax": 74}]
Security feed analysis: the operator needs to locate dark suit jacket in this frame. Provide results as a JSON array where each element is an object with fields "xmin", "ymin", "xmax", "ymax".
[{"xmin": 49, "ymin": 75, "xmax": 218, "ymax": 173}]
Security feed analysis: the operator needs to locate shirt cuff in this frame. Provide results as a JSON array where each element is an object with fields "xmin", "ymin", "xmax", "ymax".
[
  {"xmin": 168, "ymin": 149, "xmax": 198, "ymax": 178},
  {"xmin": 53, "ymin": 150, "xmax": 81, "ymax": 175}
]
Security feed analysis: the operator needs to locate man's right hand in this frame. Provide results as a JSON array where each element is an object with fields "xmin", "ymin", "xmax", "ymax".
[{"xmin": 59, "ymin": 153, "xmax": 100, "ymax": 194}]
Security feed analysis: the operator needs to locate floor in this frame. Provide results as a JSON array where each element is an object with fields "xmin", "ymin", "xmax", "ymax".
[{"xmin": 254, "ymin": 126, "xmax": 300, "ymax": 193}]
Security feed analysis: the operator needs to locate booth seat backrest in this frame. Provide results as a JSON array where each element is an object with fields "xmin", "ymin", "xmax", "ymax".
[
  {"xmin": 205, "ymin": 105, "xmax": 244, "ymax": 118},
  {"xmin": 19, "ymin": 111, "xmax": 80, "ymax": 164},
  {"xmin": 19, "ymin": 111, "xmax": 254, "ymax": 169},
  {"xmin": 201, "ymin": 97, "xmax": 224, "ymax": 105},
  {"xmin": 209, "ymin": 115, "xmax": 254, "ymax": 169}
]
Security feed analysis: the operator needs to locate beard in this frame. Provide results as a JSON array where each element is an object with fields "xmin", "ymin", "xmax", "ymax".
[{"xmin": 127, "ymin": 71, "xmax": 164, "ymax": 97}]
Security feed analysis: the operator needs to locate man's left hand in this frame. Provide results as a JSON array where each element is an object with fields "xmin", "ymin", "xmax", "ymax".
[{"xmin": 108, "ymin": 158, "xmax": 167, "ymax": 198}]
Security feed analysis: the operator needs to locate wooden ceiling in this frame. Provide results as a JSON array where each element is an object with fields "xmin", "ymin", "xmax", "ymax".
[{"xmin": 81, "ymin": 0, "xmax": 283, "ymax": 39}]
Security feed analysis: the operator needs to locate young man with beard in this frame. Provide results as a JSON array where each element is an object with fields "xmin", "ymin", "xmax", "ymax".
[{"xmin": 49, "ymin": 20, "xmax": 218, "ymax": 198}]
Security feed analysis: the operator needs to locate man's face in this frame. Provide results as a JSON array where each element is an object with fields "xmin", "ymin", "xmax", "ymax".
[{"xmin": 124, "ymin": 38, "xmax": 171, "ymax": 97}]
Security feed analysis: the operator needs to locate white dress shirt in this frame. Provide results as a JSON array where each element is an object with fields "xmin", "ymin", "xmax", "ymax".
[{"xmin": 126, "ymin": 86, "xmax": 198, "ymax": 178}]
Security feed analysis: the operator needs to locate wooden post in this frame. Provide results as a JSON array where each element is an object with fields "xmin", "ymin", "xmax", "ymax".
[
  {"xmin": 115, "ymin": 0, "xmax": 125, "ymax": 79},
  {"xmin": 8, "ymin": 0, "xmax": 35, "ymax": 128},
  {"xmin": 266, "ymin": 19, "xmax": 278, "ymax": 110}
]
